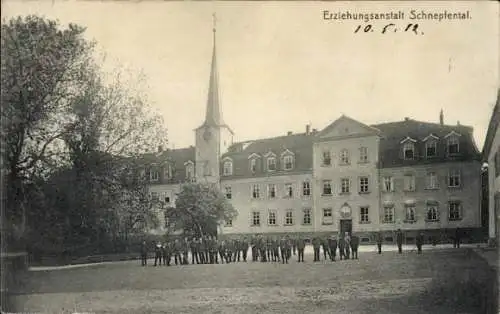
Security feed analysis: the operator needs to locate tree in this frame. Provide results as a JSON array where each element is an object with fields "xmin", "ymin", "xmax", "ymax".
[
  {"xmin": 1, "ymin": 15, "xmax": 94, "ymax": 250},
  {"xmin": 166, "ymin": 183, "xmax": 237, "ymax": 238}
]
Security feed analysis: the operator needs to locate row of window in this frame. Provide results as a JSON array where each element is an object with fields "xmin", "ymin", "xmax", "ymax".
[
  {"xmin": 321, "ymin": 147, "xmax": 369, "ymax": 166},
  {"xmin": 241, "ymin": 182, "xmax": 312, "ymax": 200},
  {"xmin": 401, "ymin": 133, "xmax": 460, "ymax": 160},
  {"xmin": 321, "ymin": 177, "xmax": 370, "ymax": 195},
  {"xmin": 380, "ymin": 170, "xmax": 461, "ymax": 192},
  {"xmin": 230, "ymin": 200, "xmax": 463, "ymax": 228},
  {"xmin": 223, "ymin": 153, "xmax": 295, "ymax": 176},
  {"xmin": 381, "ymin": 201, "xmax": 462, "ymax": 223},
  {"xmin": 147, "ymin": 163, "xmax": 195, "ymax": 182}
]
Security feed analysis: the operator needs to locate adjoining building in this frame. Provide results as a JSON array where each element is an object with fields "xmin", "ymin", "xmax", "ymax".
[
  {"xmin": 482, "ymin": 89, "xmax": 500, "ymax": 246},
  {"xmin": 143, "ymin": 25, "xmax": 483, "ymax": 243}
]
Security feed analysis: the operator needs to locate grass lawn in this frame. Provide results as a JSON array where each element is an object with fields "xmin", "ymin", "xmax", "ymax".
[{"xmin": 9, "ymin": 249, "xmax": 498, "ymax": 314}]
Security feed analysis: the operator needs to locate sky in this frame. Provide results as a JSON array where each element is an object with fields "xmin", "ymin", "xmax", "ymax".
[{"xmin": 3, "ymin": 1, "xmax": 499, "ymax": 150}]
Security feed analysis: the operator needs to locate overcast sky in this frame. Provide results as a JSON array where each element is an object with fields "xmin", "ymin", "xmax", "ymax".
[{"xmin": 3, "ymin": 1, "xmax": 499, "ymax": 150}]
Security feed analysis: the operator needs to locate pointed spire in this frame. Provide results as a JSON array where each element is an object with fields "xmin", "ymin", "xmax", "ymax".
[{"xmin": 202, "ymin": 12, "xmax": 224, "ymax": 128}]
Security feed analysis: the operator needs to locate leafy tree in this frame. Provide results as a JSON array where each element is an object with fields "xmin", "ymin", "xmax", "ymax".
[{"xmin": 166, "ymin": 183, "xmax": 237, "ymax": 238}]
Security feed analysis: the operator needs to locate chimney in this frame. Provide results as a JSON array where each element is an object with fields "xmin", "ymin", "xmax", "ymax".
[
  {"xmin": 440, "ymin": 109, "xmax": 444, "ymax": 125},
  {"xmin": 287, "ymin": 131, "xmax": 293, "ymax": 136},
  {"xmin": 404, "ymin": 117, "xmax": 409, "ymax": 121},
  {"xmin": 306, "ymin": 124, "xmax": 311, "ymax": 135},
  {"xmin": 158, "ymin": 145, "xmax": 163, "ymax": 153},
  {"xmin": 312, "ymin": 128, "xmax": 318, "ymax": 134}
]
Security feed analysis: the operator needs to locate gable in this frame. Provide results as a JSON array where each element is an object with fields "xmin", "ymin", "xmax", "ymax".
[{"xmin": 318, "ymin": 115, "xmax": 380, "ymax": 139}]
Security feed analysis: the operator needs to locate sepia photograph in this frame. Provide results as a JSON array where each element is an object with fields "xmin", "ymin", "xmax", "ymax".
[{"xmin": 1, "ymin": 1, "xmax": 499, "ymax": 313}]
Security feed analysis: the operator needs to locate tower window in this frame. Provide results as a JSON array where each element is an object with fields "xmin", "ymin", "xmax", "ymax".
[{"xmin": 223, "ymin": 160, "xmax": 233, "ymax": 176}]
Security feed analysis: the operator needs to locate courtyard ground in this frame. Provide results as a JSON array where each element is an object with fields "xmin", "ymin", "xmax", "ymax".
[{"xmin": 9, "ymin": 248, "xmax": 499, "ymax": 314}]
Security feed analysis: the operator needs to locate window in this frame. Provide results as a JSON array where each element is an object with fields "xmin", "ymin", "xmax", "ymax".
[
  {"xmin": 405, "ymin": 205, "xmax": 416, "ymax": 222},
  {"xmin": 341, "ymin": 178, "xmax": 350, "ymax": 194},
  {"xmin": 151, "ymin": 192, "xmax": 159, "ymax": 202},
  {"xmin": 426, "ymin": 141, "xmax": 437, "ymax": 158},
  {"xmin": 165, "ymin": 196, "xmax": 171, "ymax": 203},
  {"xmin": 267, "ymin": 157, "xmax": 276, "ymax": 171},
  {"xmin": 283, "ymin": 155, "xmax": 294, "ymax": 170},
  {"xmin": 340, "ymin": 149, "xmax": 350, "ymax": 164},
  {"xmin": 403, "ymin": 142, "xmax": 415, "ymax": 160},
  {"xmin": 302, "ymin": 181, "xmax": 311, "ymax": 196},
  {"xmin": 448, "ymin": 201, "xmax": 462, "ymax": 221},
  {"xmin": 186, "ymin": 165, "xmax": 194, "ymax": 180},
  {"xmin": 383, "ymin": 177, "xmax": 394, "ymax": 192},
  {"xmin": 223, "ymin": 161, "xmax": 233, "ymax": 176},
  {"xmin": 359, "ymin": 177, "xmax": 369, "ymax": 193},
  {"xmin": 252, "ymin": 184, "xmax": 260, "ymax": 199},
  {"xmin": 251, "ymin": 211, "xmax": 260, "ymax": 226},
  {"xmin": 359, "ymin": 147, "xmax": 368, "ymax": 163},
  {"xmin": 225, "ymin": 219, "xmax": 233, "ymax": 227},
  {"xmin": 322, "ymin": 151, "xmax": 331, "ymax": 166},
  {"xmin": 164, "ymin": 165, "xmax": 172, "ymax": 179},
  {"xmin": 268, "ymin": 211, "xmax": 277, "ymax": 226},
  {"xmin": 383, "ymin": 205, "xmax": 395, "ymax": 223},
  {"xmin": 426, "ymin": 172, "xmax": 438, "ymax": 189},
  {"xmin": 150, "ymin": 170, "xmax": 159, "ymax": 182},
  {"xmin": 322, "ymin": 208, "xmax": 333, "ymax": 225},
  {"xmin": 285, "ymin": 209, "xmax": 294, "ymax": 225},
  {"xmin": 495, "ymin": 152, "xmax": 500, "ymax": 177},
  {"xmin": 303, "ymin": 208, "xmax": 312, "ymax": 225},
  {"xmin": 448, "ymin": 169, "xmax": 461, "ymax": 187},
  {"xmin": 404, "ymin": 175, "xmax": 415, "ymax": 192},
  {"xmin": 323, "ymin": 180, "xmax": 332, "ymax": 195},
  {"xmin": 225, "ymin": 186, "xmax": 232, "ymax": 199},
  {"xmin": 360, "ymin": 206, "xmax": 369, "ymax": 223},
  {"xmin": 268, "ymin": 184, "xmax": 277, "ymax": 198},
  {"xmin": 448, "ymin": 136, "xmax": 460, "ymax": 155},
  {"xmin": 285, "ymin": 183, "xmax": 293, "ymax": 198},
  {"xmin": 250, "ymin": 159, "xmax": 257, "ymax": 173},
  {"xmin": 426, "ymin": 204, "xmax": 439, "ymax": 221}
]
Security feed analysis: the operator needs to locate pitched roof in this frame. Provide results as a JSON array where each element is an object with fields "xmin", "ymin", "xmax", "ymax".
[
  {"xmin": 221, "ymin": 133, "xmax": 315, "ymax": 179},
  {"xmin": 372, "ymin": 119, "xmax": 481, "ymax": 168},
  {"xmin": 141, "ymin": 146, "xmax": 195, "ymax": 183},
  {"xmin": 482, "ymin": 89, "xmax": 500, "ymax": 158}
]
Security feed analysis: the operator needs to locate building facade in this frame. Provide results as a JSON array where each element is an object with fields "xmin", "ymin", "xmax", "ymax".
[
  {"xmin": 483, "ymin": 89, "xmax": 500, "ymax": 246},
  {"xmin": 144, "ymin": 27, "xmax": 483, "ymax": 242}
]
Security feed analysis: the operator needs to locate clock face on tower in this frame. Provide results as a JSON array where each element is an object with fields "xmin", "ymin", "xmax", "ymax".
[{"xmin": 203, "ymin": 127, "xmax": 212, "ymax": 142}]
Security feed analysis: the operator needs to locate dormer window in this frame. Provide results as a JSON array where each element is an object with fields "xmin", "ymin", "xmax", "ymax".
[
  {"xmin": 340, "ymin": 149, "xmax": 350, "ymax": 165},
  {"xmin": 186, "ymin": 164, "xmax": 194, "ymax": 180},
  {"xmin": 403, "ymin": 141, "xmax": 415, "ymax": 160},
  {"xmin": 223, "ymin": 160, "xmax": 233, "ymax": 176},
  {"xmin": 447, "ymin": 136, "xmax": 460, "ymax": 155},
  {"xmin": 150, "ymin": 170, "xmax": 159, "ymax": 182},
  {"xmin": 267, "ymin": 157, "xmax": 276, "ymax": 171},
  {"xmin": 283, "ymin": 155, "xmax": 294, "ymax": 170},
  {"xmin": 425, "ymin": 140, "xmax": 437, "ymax": 158},
  {"xmin": 163, "ymin": 165, "xmax": 173, "ymax": 180},
  {"xmin": 250, "ymin": 159, "xmax": 257, "ymax": 173}
]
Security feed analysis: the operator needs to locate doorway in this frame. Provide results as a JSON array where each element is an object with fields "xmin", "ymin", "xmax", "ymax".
[{"xmin": 340, "ymin": 219, "xmax": 352, "ymax": 235}]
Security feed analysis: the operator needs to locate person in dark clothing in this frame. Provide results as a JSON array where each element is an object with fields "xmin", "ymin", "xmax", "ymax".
[
  {"xmin": 350, "ymin": 235, "xmax": 359, "ymax": 259},
  {"xmin": 321, "ymin": 237, "xmax": 330, "ymax": 261},
  {"xmin": 241, "ymin": 238, "xmax": 249, "ymax": 262},
  {"xmin": 259, "ymin": 236, "xmax": 267, "ymax": 262},
  {"xmin": 396, "ymin": 229, "xmax": 403, "ymax": 254},
  {"xmin": 182, "ymin": 238, "xmax": 189, "ymax": 265},
  {"xmin": 344, "ymin": 232, "xmax": 351, "ymax": 260},
  {"xmin": 297, "ymin": 237, "xmax": 306, "ymax": 262},
  {"xmin": 140, "ymin": 241, "xmax": 148, "ymax": 266},
  {"xmin": 312, "ymin": 237, "xmax": 321, "ymax": 262},
  {"xmin": 199, "ymin": 237, "xmax": 206, "ymax": 264},
  {"xmin": 271, "ymin": 237, "xmax": 280, "ymax": 262},
  {"xmin": 164, "ymin": 241, "xmax": 172, "ymax": 266},
  {"xmin": 292, "ymin": 237, "xmax": 297, "ymax": 256},
  {"xmin": 376, "ymin": 232, "xmax": 383, "ymax": 254},
  {"xmin": 416, "ymin": 232, "xmax": 424, "ymax": 254},
  {"xmin": 328, "ymin": 235, "xmax": 338, "ymax": 261},
  {"xmin": 154, "ymin": 242, "xmax": 162, "ymax": 266},
  {"xmin": 218, "ymin": 239, "xmax": 226, "ymax": 264},
  {"xmin": 338, "ymin": 235, "xmax": 345, "ymax": 260},
  {"xmin": 454, "ymin": 228, "xmax": 461, "ymax": 248},
  {"xmin": 173, "ymin": 239, "xmax": 182, "ymax": 265},
  {"xmin": 251, "ymin": 237, "xmax": 258, "ymax": 262},
  {"xmin": 266, "ymin": 237, "xmax": 273, "ymax": 263},
  {"xmin": 226, "ymin": 239, "xmax": 233, "ymax": 263},
  {"xmin": 203, "ymin": 236, "xmax": 210, "ymax": 263},
  {"xmin": 280, "ymin": 237, "xmax": 289, "ymax": 264},
  {"xmin": 190, "ymin": 238, "xmax": 199, "ymax": 265}
]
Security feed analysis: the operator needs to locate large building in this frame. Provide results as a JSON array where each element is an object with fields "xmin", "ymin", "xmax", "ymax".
[
  {"xmin": 483, "ymin": 89, "xmax": 500, "ymax": 246},
  {"xmin": 145, "ymin": 27, "xmax": 483, "ymax": 243}
]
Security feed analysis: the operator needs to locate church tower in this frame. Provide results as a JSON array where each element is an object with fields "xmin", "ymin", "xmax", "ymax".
[{"xmin": 195, "ymin": 14, "xmax": 234, "ymax": 184}]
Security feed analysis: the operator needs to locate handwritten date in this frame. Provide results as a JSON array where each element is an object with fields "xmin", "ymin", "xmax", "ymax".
[{"xmin": 354, "ymin": 23, "xmax": 423, "ymax": 35}]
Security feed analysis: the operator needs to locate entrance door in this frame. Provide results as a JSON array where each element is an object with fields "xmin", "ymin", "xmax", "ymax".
[{"xmin": 340, "ymin": 219, "xmax": 352, "ymax": 235}]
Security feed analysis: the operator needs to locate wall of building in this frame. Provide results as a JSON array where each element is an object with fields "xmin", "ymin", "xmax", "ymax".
[
  {"xmin": 148, "ymin": 183, "xmax": 182, "ymax": 234},
  {"xmin": 313, "ymin": 135, "xmax": 381, "ymax": 234},
  {"xmin": 487, "ymin": 127, "xmax": 500, "ymax": 242},
  {"xmin": 221, "ymin": 173, "xmax": 314, "ymax": 236},
  {"xmin": 379, "ymin": 161, "xmax": 482, "ymax": 235}
]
